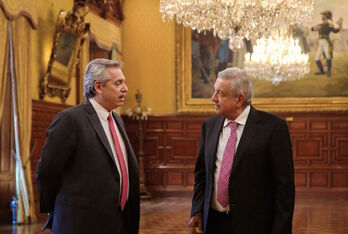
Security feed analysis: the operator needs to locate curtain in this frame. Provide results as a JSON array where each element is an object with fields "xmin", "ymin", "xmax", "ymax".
[
  {"xmin": 0, "ymin": 8, "xmax": 9, "ymax": 121},
  {"xmin": 10, "ymin": 16, "xmax": 36, "ymax": 223},
  {"xmin": 1, "ymin": 0, "xmax": 37, "ymax": 224}
]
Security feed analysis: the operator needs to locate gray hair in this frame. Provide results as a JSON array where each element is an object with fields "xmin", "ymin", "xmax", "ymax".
[
  {"xmin": 84, "ymin": 58, "xmax": 123, "ymax": 98},
  {"xmin": 217, "ymin": 67, "xmax": 253, "ymax": 107}
]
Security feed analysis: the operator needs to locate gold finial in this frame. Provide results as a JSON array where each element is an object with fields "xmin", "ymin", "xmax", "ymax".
[{"xmin": 135, "ymin": 89, "xmax": 142, "ymax": 107}]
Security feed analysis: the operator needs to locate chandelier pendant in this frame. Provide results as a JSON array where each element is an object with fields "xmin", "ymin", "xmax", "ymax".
[
  {"xmin": 244, "ymin": 35, "xmax": 310, "ymax": 85},
  {"xmin": 160, "ymin": 0, "xmax": 314, "ymax": 41}
]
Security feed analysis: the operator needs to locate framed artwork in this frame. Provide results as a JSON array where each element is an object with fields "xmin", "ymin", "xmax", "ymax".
[
  {"xmin": 176, "ymin": 0, "xmax": 348, "ymax": 113},
  {"xmin": 40, "ymin": 2, "xmax": 89, "ymax": 103}
]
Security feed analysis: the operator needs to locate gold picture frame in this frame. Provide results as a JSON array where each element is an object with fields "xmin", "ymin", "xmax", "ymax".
[
  {"xmin": 176, "ymin": 24, "xmax": 348, "ymax": 113},
  {"xmin": 40, "ymin": 1, "xmax": 89, "ymax": 103}
]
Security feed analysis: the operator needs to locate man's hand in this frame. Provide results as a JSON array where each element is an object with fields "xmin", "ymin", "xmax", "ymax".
[{"xmin": 188, "ymin": 214, "xmax": 203, "ymax": 234}]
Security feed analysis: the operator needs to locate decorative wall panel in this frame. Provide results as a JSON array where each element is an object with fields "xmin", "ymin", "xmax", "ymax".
[
  {"xmin": 331, "ymin": 173, "xmax": 348, "ymax": 187},
  {"xmin": 30, "ymin": 100, "xmax": 348, "ymax": 198},
  {"xmin": 124, "ymin": 112, "xmax": 348, "ymax": 195},
  {"xmin": 0, "ymin": 77, "xmax": 14, "ymax": 223},
  {"xmin": 31, "ymin": 100, "xmax": 70, "ymax": 221}
]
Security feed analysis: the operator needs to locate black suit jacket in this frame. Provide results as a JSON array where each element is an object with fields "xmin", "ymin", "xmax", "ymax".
[
  {"xmin": 191, "ymin": 106, "xmax": 295, "ymax": 234},
  {"xmin": 36, "ymin": 100, "xmax": 140, "ymax": 234}
]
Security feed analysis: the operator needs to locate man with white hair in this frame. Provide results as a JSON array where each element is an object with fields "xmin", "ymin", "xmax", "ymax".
[
  {"xmin": 189, "ymin": 67, "xmax": 295, "ymax": 234},
  {"xmin": 37, "ymin": 59, "xmax": 140, "ymax": 234}
]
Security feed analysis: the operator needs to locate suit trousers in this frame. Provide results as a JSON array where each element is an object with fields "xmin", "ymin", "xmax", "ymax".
[
  {"xmin": 50, "ymin": 204, "xmax": 130, "ymax": 234},
  {"xmin": 206, "ymin": 208, "xmax": 234, "ymax": 234}
]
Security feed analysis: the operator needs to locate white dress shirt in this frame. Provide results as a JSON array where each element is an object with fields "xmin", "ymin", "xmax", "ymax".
[
  {"xmin": 90, "ymin": 98, "xmax": 129, "ymax": 200},
  {"xmin": 211, "ymin": 105, "xmax": 251, "ymax": 212}
]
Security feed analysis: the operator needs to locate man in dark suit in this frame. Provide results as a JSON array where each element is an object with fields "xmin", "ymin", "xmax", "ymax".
[
  {"xmin": 188, "ymin": 67, "xmax": 295, "ymax": 234},
  {"xmin": 37, "ymin": 58, "xmax": 139, "ymax": 234}
]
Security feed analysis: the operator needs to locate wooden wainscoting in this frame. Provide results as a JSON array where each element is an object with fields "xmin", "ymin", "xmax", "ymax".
[
  {"xmin": 31, "ymin": 100, "xmax": 70, "ymax": 221},
  {"xmin": 30, "ymin": 100, "xmax": 348, "ymax": 206},
  {"xmin": 124, "ymin": 115, "xmax": 205, "ymax": 196},
  {"xmin": 283, "ymin": 112, "xmax": 348, "ymax": 191},
  {"xmin": 123, "ymin": 112, "xmax": 348, "ymax": 196},
  {"xmin": 0, "ymin": 75, "xmax": 15, "ymax": 223}
]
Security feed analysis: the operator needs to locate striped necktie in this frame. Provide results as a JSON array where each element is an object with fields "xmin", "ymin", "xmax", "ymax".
[{"xmin": 217, "ymin": 121, "xmax": 238, "ymax": 207}]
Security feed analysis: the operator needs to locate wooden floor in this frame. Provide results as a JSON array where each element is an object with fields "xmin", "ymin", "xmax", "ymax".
[{"xmin": 1, "ymin": 193, "xmax": 348, "ymax": 233}]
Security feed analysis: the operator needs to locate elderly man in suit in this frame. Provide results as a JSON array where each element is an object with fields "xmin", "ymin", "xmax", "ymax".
[
  {"xmin": 188, "ymin": 67, "xmax": 295, "ymax": 234},
  {"xmin": 37, "ymin": 59, "xmax": 139, "ymax": 234}
]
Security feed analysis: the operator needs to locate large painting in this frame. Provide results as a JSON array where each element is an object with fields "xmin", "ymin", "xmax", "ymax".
[{"xmin": 176, "ymin": 0, "xmax": 348, "ymax": 113}]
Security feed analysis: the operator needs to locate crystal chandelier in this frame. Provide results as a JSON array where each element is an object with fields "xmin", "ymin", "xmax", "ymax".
[
  {"xmin": 244, "ymin": 35, "xmax": 310, "ymax": 85},
  {"xmin": 160, "ymin": 0, "xmax": 314, "ymax": 43}
]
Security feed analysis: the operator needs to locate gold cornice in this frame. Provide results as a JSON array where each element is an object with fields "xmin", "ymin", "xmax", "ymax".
[
  {"xmin": 85, "ymin": 12, "xmax": 122, "ymax": 53},
  {"xmin": 0, "ymin": 0, "xmax": 38, "ymax": 28}
]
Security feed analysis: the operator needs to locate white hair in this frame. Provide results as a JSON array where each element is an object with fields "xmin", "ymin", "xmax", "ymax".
[
  {"xmin": 84, "ymin": 58, "xmax": 123, "ymax": 98},
  {"xmin": 217, "ymin": 67, "xmax": 253, "ymax": 107}
]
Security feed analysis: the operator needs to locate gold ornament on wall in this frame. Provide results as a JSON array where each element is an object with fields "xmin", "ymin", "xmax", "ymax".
[{"xmin": 40, "ymin": 1, "xmax": 90, "ymax": 103}]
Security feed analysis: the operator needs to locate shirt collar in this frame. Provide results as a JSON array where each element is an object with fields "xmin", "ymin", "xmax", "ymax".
[
  {"xmin": 89, "ymin": 98, "xmax": 110, "ymax": 121},
  {"xmin": 223, "ymin": 105, "xmax": 251, "ymax": 128}
]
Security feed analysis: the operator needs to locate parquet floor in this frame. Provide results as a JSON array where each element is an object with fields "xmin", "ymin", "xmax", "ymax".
[{"xmin": 1, "ymin": 193, "xmax": 348, "ymax": 234}]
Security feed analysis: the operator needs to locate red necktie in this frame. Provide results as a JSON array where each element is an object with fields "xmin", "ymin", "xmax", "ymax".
[
  {"xmin": 108, "ymin": 113, "xmax": 128, "ymax": 211},
  {"xmin": 217, "ymin": 121, "xmax": 238, "ymax": 207}
]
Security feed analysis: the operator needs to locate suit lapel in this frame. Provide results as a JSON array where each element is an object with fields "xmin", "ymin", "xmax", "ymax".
[
  {"xmin": 207, "ymin": 116, "xmax": 225, "ymax": 173},
  {"xmin": 232, "ymin": 106, "xmax": 260, "ymax": 173},
  {"xmin": 84, "ymin": 101, "xmax": 116, "ymax": 165}
]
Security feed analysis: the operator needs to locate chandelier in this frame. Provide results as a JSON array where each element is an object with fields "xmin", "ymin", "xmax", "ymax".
[
  {"xmin": 160, "ymin": 0, "xmax": 314, "ymax": 43},
  {"xmin": 244, "ymin": 35, "xmax": 310, "ymax": 85}
]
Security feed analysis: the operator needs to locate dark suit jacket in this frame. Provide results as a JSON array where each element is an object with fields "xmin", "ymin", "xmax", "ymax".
[
  {"xmin": 36, "ymin": 100, "xmax": 140, "ymax": 234},
  {"xmin": 191, "ymin": 106, "xmax": 295, "ymax": 234}
]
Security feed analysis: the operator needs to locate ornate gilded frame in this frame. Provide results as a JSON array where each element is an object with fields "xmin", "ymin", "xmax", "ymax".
[
  {"xmin": 176, "ymin": 25, "xmax": 348, "ymax": 113},
  {"xmin": 40, "ymin": 2, "xmax": 89, "ymax": 102}
]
